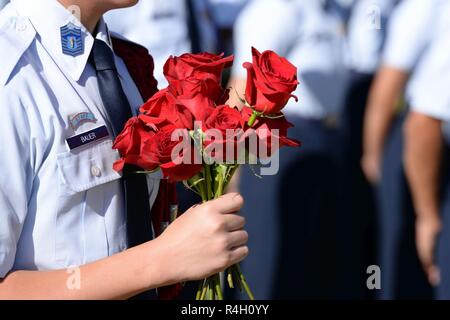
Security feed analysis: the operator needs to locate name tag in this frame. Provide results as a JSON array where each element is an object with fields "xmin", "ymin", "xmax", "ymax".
[{"xmin": 66, "ymin": 125, "xmax": 110, "ymax": 150}]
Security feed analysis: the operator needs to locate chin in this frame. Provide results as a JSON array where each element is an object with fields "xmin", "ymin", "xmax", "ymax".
[{"xmin": 106, "ymin": 0, "xmax": 139, "ymax": 10}]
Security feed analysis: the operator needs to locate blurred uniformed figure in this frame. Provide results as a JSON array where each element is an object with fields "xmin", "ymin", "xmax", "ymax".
[
  {"xmin": 403, "ymin": 1, "xmax": 450, "ymax": 299},
  {"xmin": 229, "ymin": 0, "xmax": 349, "ymax": 299},
  {"xmin": 362, "ymin": 0, "xmax": 444, "ymax": 299},
  {"xmin": 207, "ymin": 0, "xmax": 249, "ymax": 54},
  {"xmin": 105, "ymin": 0, "xmax": 218, "ymax": 87},
  {"xmin": 338, "ymin": 0, "xmax": 398, "ymax": 299},
  {"xmin": 208, "ymin": 0, "xmax": 248, "ymax": 28},
  {"xmin": 0, "ymin": 1, "xmax": 8, "ymax": 10}
]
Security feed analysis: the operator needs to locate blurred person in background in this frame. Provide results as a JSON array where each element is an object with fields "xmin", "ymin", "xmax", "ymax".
[
  {"xmin": 105, "ymin": 0, "xmax": 218, "ymax": 88},
  {"xmin": 362, "ymin": 0, "xmax": 444, "ymax": 299},
  {"xmin": 207, "ymin": 0, "xmax": 248, "ymax": 55},
  {"xmin": 229, "ymin": 0, "xmax": 350, "ymax": 299},
  {"xmin": 340, "ymin": 0, "xmax": 398, "ymax": 299},
  {"xmin": 403, "ymin": 1, "xmax": 450, "ymax": 299},
  {"xmin": 0, "ymin": 1, "xmax": 8, "ymax": 10}
]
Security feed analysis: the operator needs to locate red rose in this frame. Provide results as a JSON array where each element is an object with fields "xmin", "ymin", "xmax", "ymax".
[
  {"xmin": 204, "ymin": 105, "xmax": 244, "ymax": 132},
  {"xmin": 243, "ymin": 47, "xmax": 299, "ymax": 115},
  {"xmin": 139, "ymin": 88, "xmax": 195, "ymax": 130},
  {"xmin": 203, "ymin": 105, "xmax": 245, "ymax": 163},
  {"xmin": 112, "ymin": 117, "xmax": 159, "ymax": 172},
  {"xmin": 144, "ymin": 125, "xmax": 202, "ymax": 181},
  {"xmin": 168, "ymin": 77, "xmax": 221, "ymax": 121},
  {"xmin": 241, "ymin": 107, "xmax": 301, "ymax": 158},
  {"xmin": 164, "ymin": 52, "xmax": 234, "ymax": 84}
]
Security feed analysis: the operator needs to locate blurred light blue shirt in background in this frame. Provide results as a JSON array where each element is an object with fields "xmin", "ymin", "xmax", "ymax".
[
  {"xmin": 207, "ymin": 0, "xmax": 248, "ymax": 28},
  {"xmin": 408, "ymin": 1, "xmax": 450, "ymax": 123},
  {"xmin": 346, "ymin": 0, "xmax": 398, "ymax": 74},
  {"xmin": 233, "ymin": 0, "xmax": 349, "ymax": 119},
  {"xmin": 105, "ymin": 0, "xmax": 218, "ymax": 88},
  {"xmin": 382, "ymin": 0, "xmax": 444, "ymax": 105}
]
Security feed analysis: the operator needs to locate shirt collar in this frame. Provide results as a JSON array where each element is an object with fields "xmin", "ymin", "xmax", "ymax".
[{"xmin": 12, "ymin": 0, "xmax": 113, "ymax": 81}]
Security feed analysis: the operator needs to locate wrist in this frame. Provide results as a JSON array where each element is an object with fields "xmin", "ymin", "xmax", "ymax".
[
  {"xmin": 416, "ymin": 208, "xmax": 442, "ymax": 228},
  {"xmin": 141, "ymin": 237, "xmax": 182, "ymax": 288},
  {"xmin": 363, "ymin": 147, "xmax": 381, "ymax": 159},
  {"xmin": 415, "ymin": 204, "xmax": 441, "ymax": 221}
]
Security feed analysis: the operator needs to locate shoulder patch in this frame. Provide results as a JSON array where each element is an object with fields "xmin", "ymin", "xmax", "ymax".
[{"xmin": 0, "ymin": 7, "xmax": 36, "ymax": 87}]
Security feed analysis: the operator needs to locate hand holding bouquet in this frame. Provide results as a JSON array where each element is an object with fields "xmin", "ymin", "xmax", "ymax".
[{"xmin": 113, "ymin": 47, "xmax": 300, "ymax": 300}]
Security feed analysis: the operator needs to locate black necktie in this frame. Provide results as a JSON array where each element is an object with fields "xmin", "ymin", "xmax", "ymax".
[{"xmin": 90, "ymin": 39, "xmax": 154, "ymax": 248}]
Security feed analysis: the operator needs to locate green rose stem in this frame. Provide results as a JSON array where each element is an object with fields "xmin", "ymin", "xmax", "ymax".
[
  {"xmin": 197, "ymin": 180, "xmax": 208, "ymax": 203},
  {"xmin": 204, "ymin": 165, "xmax": 213, "ymax": 199},
  {"xmin": 214, "ymin": 175, "xmax": 225, "ymax": 199},
  {"xmin": 200, "ymin": 279, "xmax": 208, "ymax": 300},
  {"xmin": 235, "ymin": 264, "xmax": 254, "ymax": 300},
  {"xmin": 196, "ymin": 281, "xmax": 203, "ymax": 300},
  {"xmin": 194, "ymin": 163, "xmax": 254, "ymax": 300},
  {"xmin": 214, "ymin": 274, "xmax": 223, "ymax": 300},
  {"xmin": 247, "ymin": 110, "xmax": 258, "ymax": 127},
  {"xmin": 227, "ymin": 268, "xmax": 234, "ymax": 288}
]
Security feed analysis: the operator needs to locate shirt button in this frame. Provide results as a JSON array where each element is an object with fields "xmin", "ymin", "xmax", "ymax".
[{"xmin": 91, "ymin": 165, "xmax": 102, "ymax": 177}]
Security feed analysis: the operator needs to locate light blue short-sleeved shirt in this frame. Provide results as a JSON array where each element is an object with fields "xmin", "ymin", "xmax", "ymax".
[
  {"xmin": 408, "ymin": 2, "xmax": 450, "ymax": 122},
  {"xmin": 382, "ymin": 0, "xmax": 445, "ymax": 106},
  {"xmin": 233, "ymin": 0, "xmax": 349, "ymax": 119},
  {"xmin": 346, "ymin": 0, "xmax": 397, "ymax": 73},
  {"xmin": 105, "ymin": 0, "xmax": 218, "ymax": 88},
  {"xmin": 0, "ymin": 0, "xmax": 159, "ymax": 278},
  {"xmin": 207, "ymin": 0, "xmax": 249, "ymax": 28}
]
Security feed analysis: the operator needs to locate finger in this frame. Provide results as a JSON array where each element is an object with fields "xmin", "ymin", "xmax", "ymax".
[
  {"xmin": 223, "ymin": 214, "xmax": 246, "ymax": 231},
  {"xmin": 229, "ymin": 245, "xmax": 249, "ymax": 265},
  {"xmin": 227, "ymin": 230, "xmax": 248, "ymax": 248},
  {"xmin": 207, "ymin": 192, "xmax": 244, "ymax": 214}
]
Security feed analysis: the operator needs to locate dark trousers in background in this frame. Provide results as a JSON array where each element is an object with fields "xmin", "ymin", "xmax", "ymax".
[
  {"xmin": 236, "ymin": 116, "xmax": 342, "ymax": 299},
  {"xmin": 338, "ymin": 72, "xmax": 377, "ymax": 299},
  {"xmin": 339, "ymin": 72, "xmax": 432, "ymax": 299},
  {"xmin": 377, "ymin": 114, "xmax": 432, "ymax": 299},
  {"xmin": 437, "ymin": 144, "xmax": 450, "ymax": 299}
]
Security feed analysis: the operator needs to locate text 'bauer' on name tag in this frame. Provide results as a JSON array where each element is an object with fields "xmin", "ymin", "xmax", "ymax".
[{"xmin": 66, "ymin": 125, "xmax": 110, "ymax": 150}]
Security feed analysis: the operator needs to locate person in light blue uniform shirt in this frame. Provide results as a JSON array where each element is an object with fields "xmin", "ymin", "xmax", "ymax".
[
  {"xmin": 404, "ymin": 2, "xmax": 450, "ymax": 299},
  {"xmin": 0, "ymin": 0, "xmax": 249, "ymax": 299},
  {"xmin": 229, "ymin": 0, "xmax": 350, "ymax": 299},
  {"xmin": 337, "ymin": 0, "xmax": 398, "ymax": 299},
  {"xmin": 362, "ymin": 0, "xmax": 445, "ymax": 299}
]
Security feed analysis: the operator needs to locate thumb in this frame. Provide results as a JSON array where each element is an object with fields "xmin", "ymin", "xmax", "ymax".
[{"xmin": 207, "ymin": 193, "xmax": 244, "ymax": 214}]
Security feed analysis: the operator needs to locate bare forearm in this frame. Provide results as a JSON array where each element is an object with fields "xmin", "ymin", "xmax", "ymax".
[
  {"xmin": 363, "ymin": 91, "xmax": 396, "ymax": 157},
  {"xmin": 404, "ymin": 112, "xmax": 443, "ymax": 219},
  {"xmin": 0, "ymin": 193, "xmax": 249, "ymax": 300},
  {"xmin": 0, "ymin": 239, "xmax": 172, "ymax": 300},
  {"xmin": 363, "ymin": 67, "xmax": 408, "ymax": 157}
]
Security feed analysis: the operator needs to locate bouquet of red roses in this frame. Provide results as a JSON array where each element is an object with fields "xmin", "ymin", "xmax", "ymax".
[{"xmin": 113, "ymin": 47, "xmax": 300, "ymax": 300}]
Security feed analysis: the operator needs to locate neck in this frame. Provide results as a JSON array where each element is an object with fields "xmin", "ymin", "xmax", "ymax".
[{"xmin": 58, "ymin": 0, "xmax": 105, "ymax": 34}]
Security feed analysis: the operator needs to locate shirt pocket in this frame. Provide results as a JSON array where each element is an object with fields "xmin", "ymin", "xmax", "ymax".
[
  {"xmin": 56, "ymin": 140, "xmax": 122, "ymax": 195},
  {"xmin": 54, "ymin": 140, "xmax": 125, "ymax": 266}
]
